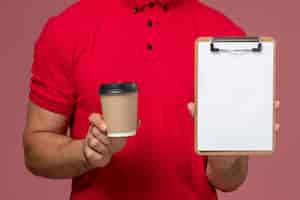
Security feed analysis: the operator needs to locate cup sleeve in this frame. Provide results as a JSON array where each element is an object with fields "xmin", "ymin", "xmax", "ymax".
[{"xmin": 29, "ymin": 18, "xmax": 75, "ymax": 117}]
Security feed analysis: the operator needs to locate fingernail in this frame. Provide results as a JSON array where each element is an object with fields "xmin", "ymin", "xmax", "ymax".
[{"xmin": 102, "ymin": 124, "xmax": 107, "ymax": 131}]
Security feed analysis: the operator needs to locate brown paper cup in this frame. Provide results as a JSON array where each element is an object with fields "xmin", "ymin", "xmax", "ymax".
[{"xmin": 99, "ymin": 82, "xmax": 138, "ymax": 137}]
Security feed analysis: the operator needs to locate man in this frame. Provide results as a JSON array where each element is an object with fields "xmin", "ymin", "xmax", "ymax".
[{"xmin": 23, "ymin": 0, "xmax": 280, "ymax": 199}]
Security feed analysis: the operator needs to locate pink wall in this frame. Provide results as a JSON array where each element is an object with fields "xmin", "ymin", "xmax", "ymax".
[{"xmin": 0, "ymin": 0, "xmax": 298, "ymax": 199}]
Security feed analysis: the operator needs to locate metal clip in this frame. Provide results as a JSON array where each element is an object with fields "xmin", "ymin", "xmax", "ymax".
[{"xmin": 210, "ymin": 37, "xmax": 262, "ymax": 53}]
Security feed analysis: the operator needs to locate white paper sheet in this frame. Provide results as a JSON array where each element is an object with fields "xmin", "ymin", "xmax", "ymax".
[{"xmin": 196, "ymin": 38, "xmax": 275, "ymax": 152}]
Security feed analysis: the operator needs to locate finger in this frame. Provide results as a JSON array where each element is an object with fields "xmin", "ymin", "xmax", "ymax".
[
  {"xmin": 275, "ymin": 100, "xmax": 280, "ymax": 109},
  {"xmin": 91, "ymin": 126, "xmax": 111, "ymax": 146},
  {"xmin": 87, "ymin": 136, "xmax": 110, "ymax": 155},
  {"xmin": 84, "ymin": 147, "xmax": 103, "ymax": 163},
  {"xmin": 138, "ymin": 120, "xmax": 141, "ymax": 128},
  {"xmin": 187, "ymin": 102, "xmax": 195, "ymax": 117},
  {"xmin": 275, "ymin": 123, "xmax": 280, "ymax": 132},
  {"xmin": 89, "ymin": 113, "xmax": 107, "ymax": 132}
]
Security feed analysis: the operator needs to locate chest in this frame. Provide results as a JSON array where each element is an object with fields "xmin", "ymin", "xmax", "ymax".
[{"xmin": 73, "ymin": 10, "xmax": 197, "ymax": 117}]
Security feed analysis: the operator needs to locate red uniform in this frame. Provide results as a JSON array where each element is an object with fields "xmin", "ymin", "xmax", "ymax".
[{"xmin": 29, "ymin": 0, "xmax": 245, "ymax": 199}]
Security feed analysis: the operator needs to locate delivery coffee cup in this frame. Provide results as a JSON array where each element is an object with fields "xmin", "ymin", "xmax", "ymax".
[{"xmin": 99, "ymin": 82, "xmax": 138, "ymax": 137}]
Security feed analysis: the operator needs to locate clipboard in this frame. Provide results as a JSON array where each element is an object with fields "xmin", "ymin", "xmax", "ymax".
[{"xmin": 194, "ymin": 37, "xmax": 276, "ymax": 155}]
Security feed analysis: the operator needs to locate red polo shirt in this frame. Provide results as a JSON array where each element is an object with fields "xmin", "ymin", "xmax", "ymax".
[{"xmin": 29, "ymin": 0, "xmax": 245, "ymax": 199}]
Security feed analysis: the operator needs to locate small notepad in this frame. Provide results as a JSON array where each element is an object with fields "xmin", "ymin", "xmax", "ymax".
[{"xmin": 195, "ymin": 37, "xmax": 276, "ymax": 155}]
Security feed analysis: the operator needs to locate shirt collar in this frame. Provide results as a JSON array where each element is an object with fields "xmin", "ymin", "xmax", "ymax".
[{"xmin": 122, "ymin": 0, "xmax": 184, "ymax": 11}]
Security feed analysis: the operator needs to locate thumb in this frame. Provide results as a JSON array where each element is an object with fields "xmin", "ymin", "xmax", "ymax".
[{"xmin": 187, "ymin": 102, "xmax": 195, "ymax": 117}]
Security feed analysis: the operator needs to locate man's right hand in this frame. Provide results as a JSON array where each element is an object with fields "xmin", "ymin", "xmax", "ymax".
[
  {"xmin": 82, "ymin": 113, "xmax": 128, "ymax": 170},
  {"xmin": 23, "ymin": 102, "xmax": 129, "ymax": 178}
]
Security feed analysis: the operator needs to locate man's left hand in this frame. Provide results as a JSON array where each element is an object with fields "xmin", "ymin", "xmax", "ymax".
[{"xmin": 187, "ymin": 100, "xmax": 280, "ymax": 192}]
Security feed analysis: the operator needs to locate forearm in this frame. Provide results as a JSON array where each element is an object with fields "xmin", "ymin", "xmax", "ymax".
[
  {"xmin": 23, "ymin": 132, "xmax": 88, "ymax": 179},
  {"xmin": 206, "ymin": 156, "xmax": 249, "ymax": 192}
]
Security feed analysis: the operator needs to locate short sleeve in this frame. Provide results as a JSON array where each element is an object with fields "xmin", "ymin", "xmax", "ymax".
[
  {"xmin": 213, "ymin": 13, "xmax": 246, "ymax": 37},
  {"xmin": 29, "ymin": 17, "xmax": 75, "ymax": 116},
  {"xmin": 193, "ymin": 2, "xmax": 247, "ymax": 37}
]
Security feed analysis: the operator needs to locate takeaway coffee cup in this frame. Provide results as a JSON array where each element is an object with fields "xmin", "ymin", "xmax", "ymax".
[{"xmin": 99, "ymin": 82, "xmax": 138, "ymax": 137}]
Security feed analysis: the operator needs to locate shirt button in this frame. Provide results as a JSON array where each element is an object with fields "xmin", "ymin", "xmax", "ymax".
[
  {"xmin": 133, "ymin": 7, "xmax": 139, "ymax": 14},
  {"xmin": 162, "ymin": 4, "xmax": 168, "ymax": 11},
  {"xmin": 148, "ymin": 2, "xmax": 155, "ymax": 8},
  {"xmin": 147, "ymin": 20, "xmax": 153, "ymax": 27},
  {"xmin": 147, "ymin": 43, "xmax": 153, "ymax": 51}
]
